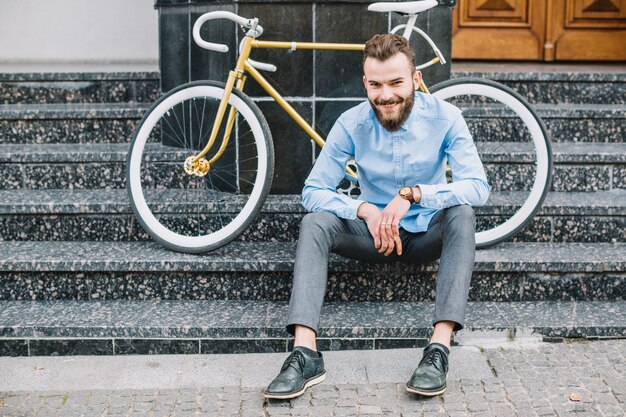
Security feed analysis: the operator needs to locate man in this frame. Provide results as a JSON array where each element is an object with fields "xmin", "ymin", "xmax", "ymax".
[{"xmin": 264, "ymin": 33, "xmax": 490, "ymax": 399}]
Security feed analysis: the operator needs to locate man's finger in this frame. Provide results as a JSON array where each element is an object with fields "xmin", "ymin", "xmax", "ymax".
[
  {"xmin": 373, "ymin": 224, "xmax": 381, "ymax": 249},
  {"xmin": 378, "ymin": 219, "xmax": 387, "ymax": 250},
  {"xmin": 385, "ymin": 239, "xmax": 394, "ymax": 256},
  {"xmin": 378, "ymin": 224, "xmax": 388, "ymax": 253},
  {"xmin": 395, "ymin": 234, "xmax": 403, "ymax": 256},
  {"xmin": 379, "ymin": 239, "xmax": 388, "ymax": 254}
]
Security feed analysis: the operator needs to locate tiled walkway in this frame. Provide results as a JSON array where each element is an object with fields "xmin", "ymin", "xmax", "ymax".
[{"xmin": 0, "ymin": 339, "xmax": 624, "ymax": 416}]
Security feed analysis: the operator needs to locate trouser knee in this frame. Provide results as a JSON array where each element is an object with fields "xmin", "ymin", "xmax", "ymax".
[
  {"xmin": 299, "ymin": 212, "xmax": 341, "ymax": 241},
  {"xmin": 442, "ymin": 205, "xmax": 476, "ymax": 239}
]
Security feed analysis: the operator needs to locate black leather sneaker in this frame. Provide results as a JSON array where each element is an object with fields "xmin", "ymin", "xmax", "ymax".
[
  {"xmin": 406, "ymin": 343, "xmax": 450, "ymax": 396},
  {"xmin": 264, "ymin": 346, "xmax": 326, "ymax": 399}
]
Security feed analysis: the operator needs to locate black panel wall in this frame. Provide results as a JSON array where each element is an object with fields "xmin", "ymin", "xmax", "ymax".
[{"xmin": 155, "ymin": 0, "xmax": 453, "ymax": 193}]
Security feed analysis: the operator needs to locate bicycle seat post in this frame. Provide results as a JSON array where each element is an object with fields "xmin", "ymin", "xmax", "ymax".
[{"xmin": 402, "ymin": 14, "xmax": 418, "ymax": 39}]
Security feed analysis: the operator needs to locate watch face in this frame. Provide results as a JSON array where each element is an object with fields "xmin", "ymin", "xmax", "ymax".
[{"xmin": 400, "ymin": 186, "xmax": 411, "ymax": 196}]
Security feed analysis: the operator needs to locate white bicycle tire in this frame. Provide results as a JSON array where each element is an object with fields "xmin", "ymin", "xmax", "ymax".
[
  {"xmin": 127, "ymin": 82, "xmax": 273, "ymax": 253},
  {"xmin": 431, "ymin": 78, "xmax": 552, "ymax": 248}
]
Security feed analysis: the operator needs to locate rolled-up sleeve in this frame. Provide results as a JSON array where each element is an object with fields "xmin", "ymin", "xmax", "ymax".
[
  {"xmin": 417, "ymin": 114, "xmax": 490, "ymax": 209},
  {"xmin": 302, "ymin": 119, "xmax": 366, "ymax": 219}
]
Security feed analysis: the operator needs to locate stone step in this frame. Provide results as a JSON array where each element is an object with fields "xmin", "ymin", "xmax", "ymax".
[
  {"xmin": 0, "ymin": 190, "xmax": 623, "ymax": 243},
  {"xmin": 0, "ymin": 72, "xmax": 160, "ymax": 105},
  {"xmin": 0, "ymin": 142, "xmax": 623, "ymax": 192},
  {"xmin": 451, "ymin": 65, "xmax": 626, "ymax": 105},
  {"xmin": 0, "ymin": 103, "xmax": 623, "ymax": 145},
  {"xmin": 0, "ymin": 299, "xmax": 623, "ymax": 356},
  {"xmin": 1, "ymin": 69, "xmax": 623, "ymax": 105},
  {"xmin": 0, "ymin": 241, "xmax": 623, "ymax": 302},
  {"xmin": 0, "ymin": 103, "xmax": 147, "ymax": 145}
]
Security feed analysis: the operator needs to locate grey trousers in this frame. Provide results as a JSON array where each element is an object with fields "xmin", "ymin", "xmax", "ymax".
[{"xmin": 286, "ymin": 204, "xmax": 476, "ymax": 336}]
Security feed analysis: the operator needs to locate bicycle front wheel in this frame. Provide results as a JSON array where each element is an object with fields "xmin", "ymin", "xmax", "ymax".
[
  {"xmin": 430, "ymin": 78, "xmax": 552, "ymax": 248},
  {"xmin": 127, "ymin": 81, "xmax": 274, "ymax": 253}
]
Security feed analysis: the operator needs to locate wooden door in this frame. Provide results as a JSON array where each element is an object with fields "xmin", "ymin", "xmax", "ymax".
[
  {"xmin": 547, "ymin": 0, "xmax": 626, "ymax": 60},
  {"xmin": 452, "ymin": 0, "xmax": 626, "ymax": 60}
]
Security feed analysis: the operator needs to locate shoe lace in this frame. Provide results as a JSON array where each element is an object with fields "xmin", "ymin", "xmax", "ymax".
[
  {"xmin": 420, "ymin": 348, "xmax": 445, "ymax": 369},
  {"xmin": 282, "ymin": 350, "xmax": 306, "ymax": 375}
]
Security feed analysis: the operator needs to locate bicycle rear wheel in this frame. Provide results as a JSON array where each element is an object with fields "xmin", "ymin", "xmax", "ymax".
[
  {"xmin": 127, "ymin": 81, "xmax": 274, "ymax": 253},
  {"xmin": 430, "ymin": 77, "xmax": 552, "ymax": 248}
]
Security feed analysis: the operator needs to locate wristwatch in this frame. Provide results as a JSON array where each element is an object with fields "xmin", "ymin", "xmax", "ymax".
[{"xmin": 399, "ymin": 186, "xmax": 415, "ymax": 203}]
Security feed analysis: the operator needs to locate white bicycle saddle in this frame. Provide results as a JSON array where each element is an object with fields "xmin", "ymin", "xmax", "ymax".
[{"xmin": 368, "ymin": 0, "xmax": 438, "ymax": 14}]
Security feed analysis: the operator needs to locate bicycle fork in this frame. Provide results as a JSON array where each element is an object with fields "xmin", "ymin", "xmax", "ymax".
[{"xmin": 184, "ymin": 36, "xmax": 255, "ymax": 177}]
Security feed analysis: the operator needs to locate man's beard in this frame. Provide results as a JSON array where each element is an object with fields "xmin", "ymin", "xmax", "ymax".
[{"xmin": 369, "ymin": 91, "xmax": 415, "ymax": 132}]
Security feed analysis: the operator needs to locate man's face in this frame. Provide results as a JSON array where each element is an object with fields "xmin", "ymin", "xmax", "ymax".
[{"xmin": 363, "ymin": 53, "xmax": 422, "ymax": 132}]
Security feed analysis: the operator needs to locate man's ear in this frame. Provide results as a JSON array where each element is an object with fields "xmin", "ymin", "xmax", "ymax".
[
  {"xmin": 413, "ymin": 71, "xmax": 422, "ymax": 90},
  {"xmin": 363, "ymin": 75, "xmax": 368, "ymax": 89}
]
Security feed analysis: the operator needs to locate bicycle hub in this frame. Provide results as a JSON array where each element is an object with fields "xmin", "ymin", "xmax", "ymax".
[{"xmin": 184, "ymin": 156, "xmax": 210, "ymax": 177}]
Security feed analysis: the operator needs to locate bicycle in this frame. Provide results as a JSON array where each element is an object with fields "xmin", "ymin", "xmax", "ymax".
[{"xmin": 126, "ymin": 0, "xmax": 552, "ymax": 253}]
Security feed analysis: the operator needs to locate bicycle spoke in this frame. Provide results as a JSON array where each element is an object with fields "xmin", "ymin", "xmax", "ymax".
[
  {"xmin": 161, "ymin": 113, "xmax": 188, "ymax": 149},
  {"xmin": 207, "ymin": 172, "xmax": 225, "ymax": 230}
]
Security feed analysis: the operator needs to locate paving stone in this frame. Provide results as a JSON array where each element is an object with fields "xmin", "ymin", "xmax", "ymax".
[
  {"xmin": 333, "ymin": 407, "xmax": 359, "ymax": 417},
  {"xmin": 1, "ymin": 340, "xmax": 625, "ymax": 416},
  {"xmin": 358, "ymin": 405, "xmax": 382, "ymax": 414},
  {"xmin": 289, "ymin": 408, "xmax": 310, "ymax": 416}
]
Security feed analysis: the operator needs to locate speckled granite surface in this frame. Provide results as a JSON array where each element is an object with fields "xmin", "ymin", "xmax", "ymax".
[
  {"xmin": 0, "ymin": 74, "xmax": 159, "ymax": 104},
  {"xmin": 0, "ymin": 69, "xmax": 623, "ymax": 356},
  {"xmin": 0, "ymin": 242, "xmax": 623, "ymax": 303},
  {"xmin": 0, "ymin": 142, "xmax": 622, "ymax": 191},
  {"xmin": 0, "ymin": 241, "xmax": 622, "ymax": 273},
  {"xmin": 0, "ymin": 190, "xmax": 624, "ymax": 215},
  {"xmin": 0, "ymin": 72, "xmax": 160, "ymax": 81},
  {"xmin": 2, "ymin": 142, "xmax": 623, "ymax": 163},
  {"xmin": 1, "ymin": 103, "xmax": 623, "ymax": 145},
  {"xmin": 0, "ymin": 103, "xmax": 148, "ymax": 119},
  {"xmin": 0, "ymin": 104, "xmax": 148, "ymax": 144},
  {"xmin": 0, "ymin": 300, "xmax": 623, "ymax": 356},
  {"xmin": 451, "ymin": 70, "xmax": 626, "ymax": 104},
  {"xmin": 2, "ymin": 69, "xmax": 623, "ymax": 104},
  {"xmin": 0, "ymin": 190, "xmax": 623, "ymax": 243}
]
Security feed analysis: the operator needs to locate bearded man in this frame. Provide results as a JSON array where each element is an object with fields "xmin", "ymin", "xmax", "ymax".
[{"xmin": 264, "ymin": 33, "xmax": 490, "ymax": 399}]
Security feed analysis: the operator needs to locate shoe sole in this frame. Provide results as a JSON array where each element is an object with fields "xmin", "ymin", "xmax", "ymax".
[
  {"xmin": 405, "ymin": 383, "xmax": 446, "ymax": 396},
  {"xmin": 264, "ymin": 371, "xmax": 326, "ymax": 400}
]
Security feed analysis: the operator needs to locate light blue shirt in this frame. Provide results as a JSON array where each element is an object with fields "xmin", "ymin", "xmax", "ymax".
[{"xmin": 302, "ymin": 92, "xmax": 490, "ymax": 233}]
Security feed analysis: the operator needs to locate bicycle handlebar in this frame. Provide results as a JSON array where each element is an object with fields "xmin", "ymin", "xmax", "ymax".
[{"xmin": 192, "ymin": 11, "xmax": 264, "ymax": 53}]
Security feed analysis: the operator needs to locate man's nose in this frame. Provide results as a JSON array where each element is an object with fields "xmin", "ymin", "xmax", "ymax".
[{"xmin": 380, "ymin": 85, "xmax": 394, "ymax": 101}]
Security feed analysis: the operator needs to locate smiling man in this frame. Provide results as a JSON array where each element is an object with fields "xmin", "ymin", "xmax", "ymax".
[{"xmin": 264, "ymin": 33, "xmax": 490, "ymax": 400}]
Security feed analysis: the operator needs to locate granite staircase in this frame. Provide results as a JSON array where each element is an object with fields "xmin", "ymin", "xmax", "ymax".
[{"xmin": 0, "ymin": 67, "xmax": 624, "ymax": 356}]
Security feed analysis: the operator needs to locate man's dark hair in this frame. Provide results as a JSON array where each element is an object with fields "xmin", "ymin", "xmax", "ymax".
[{"xmin": 363, "ymin": 33, "xmax": 416, "ymax": 74}]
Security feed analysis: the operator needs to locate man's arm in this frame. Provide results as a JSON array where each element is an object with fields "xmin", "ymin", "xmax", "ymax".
[
  {"xmin": 416, "ymin": 114, "xmax": 490, "ymax": 209},
  {"xmin": 302, "ymin": 119, "xmax": 366, "ymax": 219}
]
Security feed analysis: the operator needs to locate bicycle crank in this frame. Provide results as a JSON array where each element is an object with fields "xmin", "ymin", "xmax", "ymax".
[{"xmin": 184, "ymin": 156, "xmax": 210, "ymax": 177}]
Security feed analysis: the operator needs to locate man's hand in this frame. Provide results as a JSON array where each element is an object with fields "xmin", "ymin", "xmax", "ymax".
[
  {"xmin": 357, "ymin": 202, "xmax": 384, "ymax": 249},
  {"xmin": 378, "ymin": 194, "xmax": 411, "ymax": 256}
]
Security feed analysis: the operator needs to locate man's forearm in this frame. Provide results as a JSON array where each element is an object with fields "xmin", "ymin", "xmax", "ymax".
[
  {"xmin": 303, "ymin": 185, "xmax": 365, "ymax": 220},
  {"xmin": 357, "ymin": 201, "xmax": 377, "ymax": 220},
  {"xmin": 416, "ymin": 179, "xmax": 490, "ymax": 210}
]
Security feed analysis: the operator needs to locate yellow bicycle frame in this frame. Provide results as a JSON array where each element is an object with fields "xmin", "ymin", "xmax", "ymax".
[{"xmin": 189, "ymin": 34, "xmax": 434, "ymax": 177}]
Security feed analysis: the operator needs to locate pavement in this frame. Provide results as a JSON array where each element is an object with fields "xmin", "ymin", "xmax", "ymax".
[{"xmin": 0, "ymin": 337, "xmax": 624, "ymax": 417}]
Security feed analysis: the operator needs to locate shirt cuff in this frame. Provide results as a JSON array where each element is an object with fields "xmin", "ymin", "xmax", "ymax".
[
  {"xmin": 345, "ymin": 198, "xmax": 367, "ymax": 220},
  {"xmin": 416, "ymin": 184, "xmax": 438, "ymax": 209}
]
